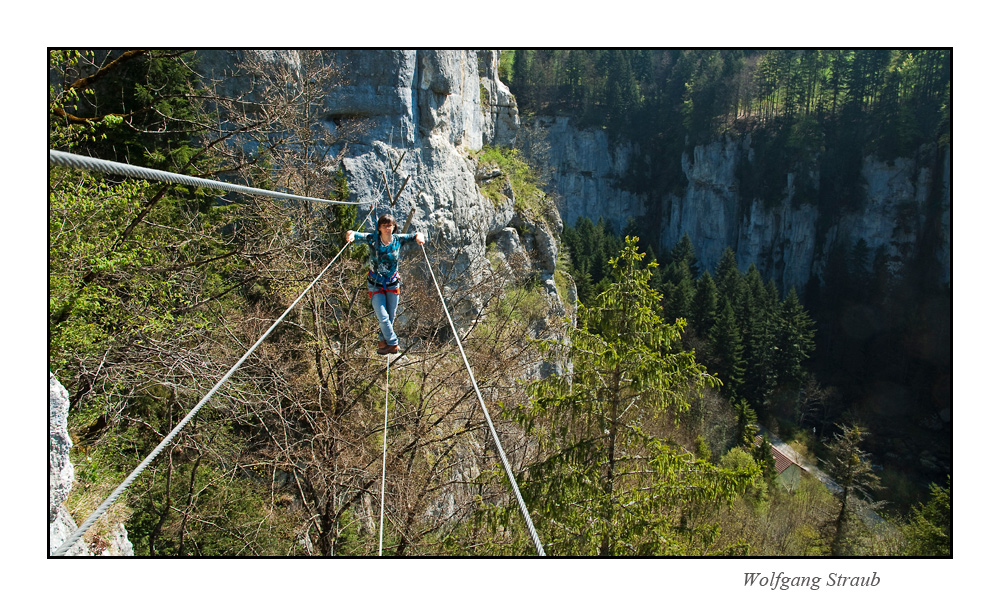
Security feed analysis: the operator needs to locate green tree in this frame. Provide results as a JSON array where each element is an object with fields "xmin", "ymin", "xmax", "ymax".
[
  {"xmin": 50, "ymin": 49, "xmax": 381, "ymax": 557},
  {"xmin": 512, "ymin": 50, "xmax": 532, "ymax": 109},
  {"xmin": 691, "ymin": 271, "xmax": 719, "ymax": 337},
  {"xmin": 824, "ymin": 424, "xmax": 884, "ymax": 556},
  {"xmin": 661, "ymin": 234, "xmax": 699, "ymax": 323},
  {"xmin": 733, "ymin": 399, "xmax": 758, "ymax": 449},
  {"xmin": 663, "ymin": 270, "xmax": 695, "ymax": 325},
  {"xmin": 604, "ymin": 51, "xmax": 640, "ymax": 133},
  {"xmin": 739, "ymin": 265, "xmax": 778, "ymax": 414},
  {"xmin": 508, "ymin": 237, "xmax": 756, "ymax": 555},
  {"xmin": 708, "ymin": 301, "xmax": 745, "ymax": 403},
  {"xmin": 670, "ymin": 233, "xmax": 700, "ymax": 279},
  {"xmin": 773, "ymin": 288, "xmax": 815, "ymax": 388},
  {"xmin": 49, "ymin": 49, "xmax": 305, "ymax": 556},
  {"xmin": 902, "ymin": 479, "xmax": 951, "ymax": 556},
  {"xmin": 753, "ymin": 435, "xmax": 777, "ymax": 485},
  {"xmin": 714, "ymin": 247, "xmax": 745, "ymax": 310}
]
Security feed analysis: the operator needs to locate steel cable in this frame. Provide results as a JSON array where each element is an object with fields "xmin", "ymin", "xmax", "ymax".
[
  {"xmin": 49, "ymin": 149, "xmax": 364, "ymax": 206},
  {"xmin": 420, "ymin": 246, "xmax": 546, "ymax": 556},
  {"xmin": 379, "ymin": 355, "xmax": 390, "ymax": 556},
  {"xmin": 52, "ymin": 151, "xmax": 376, "ymax": 556}
]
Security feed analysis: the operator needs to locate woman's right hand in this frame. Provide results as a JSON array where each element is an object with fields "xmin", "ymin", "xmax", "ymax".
[{"xmin": 345, "ymin": 230, "xmax": 355, "ymax": 243}]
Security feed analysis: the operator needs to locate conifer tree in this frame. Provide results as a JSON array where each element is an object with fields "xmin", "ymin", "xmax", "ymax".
[
  {"xmin": 753, "ymin": 435, "xmax": 777, "ymax": 485},
  {"xmin": 662, "ymin": 264, "xmax": 695, "ymax": 324},
  {"xmin": 733, "ymin": 399, "xmax": 758, "ymax": 449},
  {"xmin": 824, "ymin": 424, "xmax": 884, "ymax": 556},
  {"xmin": 902, "ymin": 479, "xmax": 951, "ymax": 556},
  {"xmin": 773, "ymin": 288, "xmax": 815, "ymax": 388},
  {"xmin": 670, "ymin": 233, "xmax": 700, "ymax": 279},
  {"xmin": 507, "ymin": 237, "xmax": 757, "ymax": 555},
  {"xmin": 739, "ymin": 265, "xmax": 779, "ymax": 413},
  {"xmin": 714, "ymin": 248, "xmax": 745, "ymax": 310},
  {"xmin": 691, "ymin": 271, "xmax": 719, "ymax": 337},
  {"xmin": 709, "ymin": 301, "xmax": 745, "ymax": 403}
]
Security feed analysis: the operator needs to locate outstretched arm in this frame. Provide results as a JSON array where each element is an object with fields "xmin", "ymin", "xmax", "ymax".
[{"xmin": 347, "ymin": 231, "xmax": 374, "ymax": 244}]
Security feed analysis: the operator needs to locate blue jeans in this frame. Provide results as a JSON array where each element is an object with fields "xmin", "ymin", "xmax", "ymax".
[{"xmin": 369, "ymin": 284, "xmax": 400, "ymax": 346}]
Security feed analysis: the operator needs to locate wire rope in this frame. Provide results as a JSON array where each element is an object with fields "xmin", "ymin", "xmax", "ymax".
[
  {"xmin": 379, "ymin": 354, "xmax": 390, "ymax": 556},
  {"xmin": 419, "ymin": 246, "xmax": 546, "ymax": 556},
  {"xmin": 49, "ymin": 149, "xmax": 364, "ymax": 206},
  {"xmin": 52, "ymin": 152, "xmax": 376, "ymax": 556},
  {"xmin": 50, "ymin": 147, "xmax": 543, "ymax": 556}
]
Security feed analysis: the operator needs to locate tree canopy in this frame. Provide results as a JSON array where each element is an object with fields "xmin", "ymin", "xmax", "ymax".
[{"xmin": 503, "ymin": 237, "xmax": 758, "ymax": 555}]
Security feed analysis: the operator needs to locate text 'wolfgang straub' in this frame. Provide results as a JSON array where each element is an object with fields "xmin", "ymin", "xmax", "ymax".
[{"xmin": 743, "ymin": 572, "xmax": 881, "ymax": 591}]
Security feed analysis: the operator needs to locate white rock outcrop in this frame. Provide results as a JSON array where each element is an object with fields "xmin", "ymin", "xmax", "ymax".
[
  {"xmin": 49, "ymin": 373, "xmax": 134, "ymax": 556},
  {"xmin": 195, "ymin": 50, "xmax": 559, "ymax": 321}
]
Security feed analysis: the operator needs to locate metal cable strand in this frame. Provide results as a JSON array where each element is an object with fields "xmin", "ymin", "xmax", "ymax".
[
  {"xmin": 379, "ymin": 355, "xmax": 390, "ymax": 556},
  {"xmin": 49, "ymin": 149, "xmax": 364, "ymax": 206},
  {"xmin": 420, "ymin": 246, "xmax": 546, "ymax": 556},
  {"xmin": 53, "ymin": 237, "xmax": 358, "ymax": 556}
]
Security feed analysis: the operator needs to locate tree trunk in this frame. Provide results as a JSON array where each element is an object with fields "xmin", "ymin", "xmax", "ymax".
[
  {"xmin": 600, "ymin": 371, "xmax": 621, "ymax": 556},
  {"xmin": 832, "ymin": 490, "xmax": 850, "ymax": 556}
]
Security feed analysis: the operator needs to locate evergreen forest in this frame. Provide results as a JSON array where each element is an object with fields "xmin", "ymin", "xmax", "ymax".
[
  {"xmin": 48, "ymin": 49, "xmax": 950, "ymax": 559},
  {"xmin": 514, "ymin": 48, "xmax": 952, "ymax": 524}
]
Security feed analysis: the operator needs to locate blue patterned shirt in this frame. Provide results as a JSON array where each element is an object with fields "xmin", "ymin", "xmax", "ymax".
[{"xmin": 353, "ymin": 232, "xmax": 418, "ymax": 285}]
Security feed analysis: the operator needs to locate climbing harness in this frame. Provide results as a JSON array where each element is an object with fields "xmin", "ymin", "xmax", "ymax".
[{"xmin": 368, "ymin": 283, "xmax": 401, "ymax": 299}]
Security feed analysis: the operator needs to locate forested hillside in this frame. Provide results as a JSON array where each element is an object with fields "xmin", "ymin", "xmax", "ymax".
[
  {"xmin": 511, "ymin": 49, "xmax": 952, "ymax": 520},
  {"xmin": 507, "ymin": 49, "xmax": 949, "ymax": 200},
  {"xmin": 49, "ymin": 49, "xmax": 950, "ymax": 557}
]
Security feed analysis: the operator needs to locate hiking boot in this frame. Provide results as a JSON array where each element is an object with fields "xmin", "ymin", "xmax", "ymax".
[
  {"xmin": 378, "ymin": 340, "xmax": 387, "ymax": 350},
  {"xmin": 386, "ymin": 344, "xmax": 399, "ymax": 354}
]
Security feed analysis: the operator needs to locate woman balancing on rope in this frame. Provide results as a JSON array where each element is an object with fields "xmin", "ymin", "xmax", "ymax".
[{"xmin": 346, "ymin": 214, "xmax": 426, "ymax": 355}]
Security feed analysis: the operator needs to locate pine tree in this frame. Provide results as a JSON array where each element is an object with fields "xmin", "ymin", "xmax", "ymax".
[
  {"xmin": 733, "ymin": 399, "xmax": 758, "ymax": 449},
  {"xmin": 691, "ymin": 271, "xmax": 719, "ymax": 337},
  {"xmin": 739, "ymin": 265, "xmax": 778, "ymax": 414},
  {"xmin": 507, "ymin": 237, "xmax": 757, "ymax": 555},
  {"xmin": 670, "ymin": 233, "xmax": 700, "ymax": 280},
  {"xmin": 709, "ymin": 301, "xmax": 745, "ymax": 403},
  {"xmin": 753, "ymin": 435, "xmax": 777, "ymax": 485},
  {"xmin": 773, "ymin": 288, "xmax": 815, "ymax": 388},
  {"xmin": 714, "ymin": 247, "xmax": 745, "ymax": 310},
  {"xmin": 902, "ymin": 479, "xmax": 951, "ymax": 556},
  {"xmin": 662, "ymin": 259, "xmax": 695, "ymax": 324},
  {"xmin": 824, "ymin": 424, "xmax": 884, "ymax": 556},
  {"xmin": 512, "ymin": 50, "xmax": 532, "ymax": 108}
]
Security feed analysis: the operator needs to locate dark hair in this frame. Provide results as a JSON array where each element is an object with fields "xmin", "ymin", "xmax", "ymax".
[{"xmin": 377, "ymin": 214, "xmax": 396, "ymax": 233}]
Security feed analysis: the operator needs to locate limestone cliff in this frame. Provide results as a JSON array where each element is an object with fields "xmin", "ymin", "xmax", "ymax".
[
  {"xmin": 530, "ymin": 118, "xmax": 951, "ymax": 294},
  {"xmin": 49, "ymin": 373, "xmax": 134, "ymax": 556},
  {"xmin": 196, "ymin": 49, "xmax": 562, "ymax": 315}
]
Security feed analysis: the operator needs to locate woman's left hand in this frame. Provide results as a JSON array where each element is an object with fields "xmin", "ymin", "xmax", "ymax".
[{"xmin": 415, "ymin": 232, "xmax": 425, "ymax": 245}]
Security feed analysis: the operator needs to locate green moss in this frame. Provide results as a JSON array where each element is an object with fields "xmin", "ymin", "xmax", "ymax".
[
  {"xmin": 474, "ymin": 145, "xmax": 547, "ymax": 219},
  {"xmin": 480, "ymin": 82, "xmax": 491, "ymax": 109}
]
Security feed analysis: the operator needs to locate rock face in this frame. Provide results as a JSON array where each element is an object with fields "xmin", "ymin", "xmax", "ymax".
[
  {"xmin": 525, "ymin": 116, "xmax": 646, "ymax": 235},
  {"xmin": 194, "ymin": 49, "xmax": 953, "ymax": 305},
  {"xmin": 531, "ymin": 120, "xmax": 951, "ymax": 294},
  {"xmin": 195, "ymin": 50, "xmax": 561, "ymax": 315},
  {"xmin": 49, "ymin": 373, "xmax": 134, "ymax": 556},
  {"xmin": 325, "ymin": 50, "xmax": 526, "ymax": 286}
]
